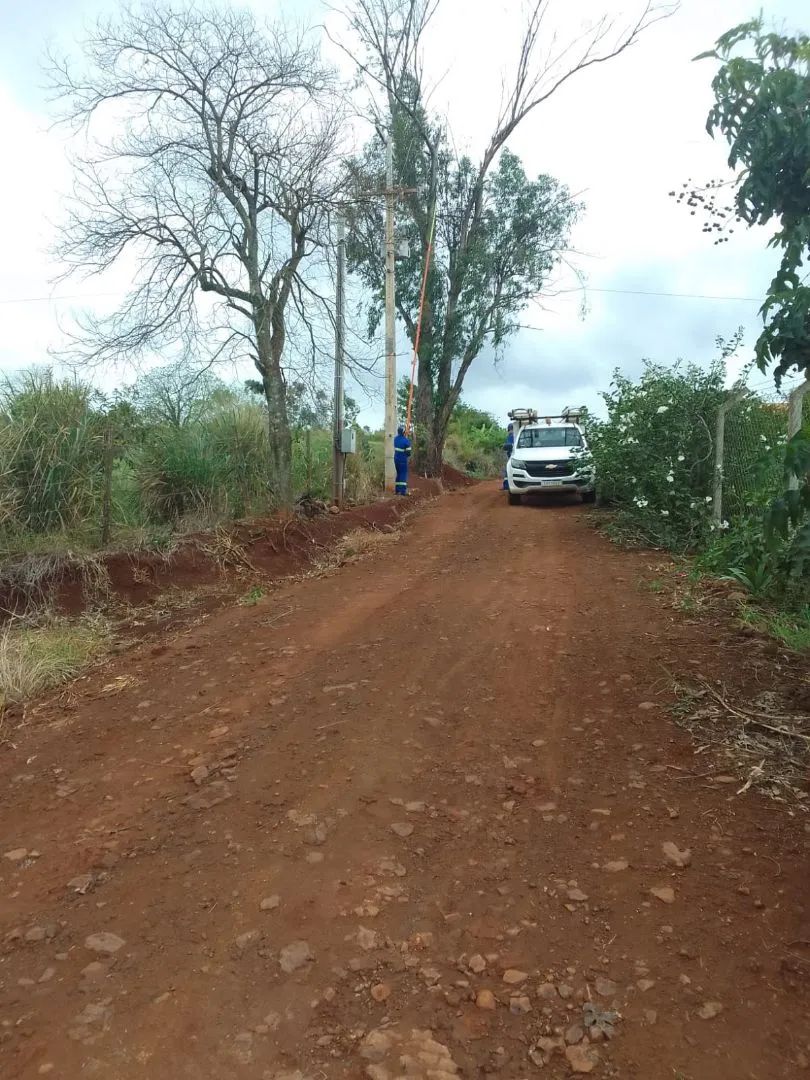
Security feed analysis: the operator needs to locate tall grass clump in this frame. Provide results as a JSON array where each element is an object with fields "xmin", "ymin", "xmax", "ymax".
[
  {"xmin": 0, "ymin": 618, "xmax": 107, "ymax": 710},
  {"xmin": 134, "ymin": 404, "xmax": 271, "ymax": 523},
  {"xmin": 0, "ymin": 371, "xmax": 104, "ymax": 535}
]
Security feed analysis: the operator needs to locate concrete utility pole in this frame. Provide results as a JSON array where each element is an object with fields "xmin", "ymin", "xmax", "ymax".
[
  {"xmin": 384, "ymin": 133, "xmax": 397, "ymax": 495},
  {"xmin": 333, "ymin": 213, "xmax": 346, "ymax": 506}
]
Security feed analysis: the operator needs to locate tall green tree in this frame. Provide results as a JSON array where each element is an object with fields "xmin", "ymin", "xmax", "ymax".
[
  {"xmin": 337, "ymin": 0, "xmax": 674, "ymax": 473},
  {"xmin": 698, "ymin": 19, "xmax": 810, "ymax": 383},
  {"xmin": 349, "ymin": 137, "xmax": 579, "ymax": 470}
]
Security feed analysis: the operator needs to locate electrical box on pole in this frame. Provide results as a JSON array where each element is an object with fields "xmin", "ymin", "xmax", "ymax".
[{"xmin": 340, "ymin": 428, "xmax": 356, "ymax": 454}]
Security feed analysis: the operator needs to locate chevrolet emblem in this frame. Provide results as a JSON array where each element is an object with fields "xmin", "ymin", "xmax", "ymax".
[{"xmin": 546, "ymin": 464, "xmax": 558, "ymax": 470}]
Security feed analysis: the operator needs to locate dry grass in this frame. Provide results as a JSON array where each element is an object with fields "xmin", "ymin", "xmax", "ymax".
[
  {"xmin": 191, "ymin": 526, "xmax": 257, "ymax": 574},
  {"xmin": 672, "ymin": 677, "xmax": 810, "ymax": 807},
  {"xmin": 0, "ymin": 617, "xmax": 109, "ymax": 714},
  {"xmin": 335, "ymin": 528, "xmax": 397, "ymax": 560},
  {"xmin": 0, "ymin": 551, "xmax": 110, "ymax": 618}
]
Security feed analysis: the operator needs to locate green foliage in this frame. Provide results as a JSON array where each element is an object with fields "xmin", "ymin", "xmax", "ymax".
[
  {"xmin": 0, "ymin": 370, "xmax": 105, "ymax": 533},
  {"xmin": 587, "ymin": 360, "xmax": 726, "ymax": 551},
  {"xmin": 396, "ymin": 378, "xmax": 505, "ymax": 476},
  {"xmin": 700, "ymin": 20, "xmax": 810, "ymax": 382},
  {"xmin": 348, "ymin": 122, "xmax": 579, "ymax": 462},
  {"xmin": 0, "ymin": 367, "xmax": 383, "ymax": 553},
  {"xmin": 444, "ymin": 402, "xmax": 506, "ymax": 477},
  {"xmin": 134, "ymin": 405, "xmax": 270, "ymax": 522},
  {"xmin": 740, "ymin": 605, "xmax": 810, "ymax": 652},
  {"xmin": 238, "ymin": 585, "xmax": 265, "ymax": 607}
]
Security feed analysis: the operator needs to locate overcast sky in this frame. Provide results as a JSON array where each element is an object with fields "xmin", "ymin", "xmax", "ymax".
[{"xmin": 0, "ymin": 0, "xmax": 806, "ymax": 428}]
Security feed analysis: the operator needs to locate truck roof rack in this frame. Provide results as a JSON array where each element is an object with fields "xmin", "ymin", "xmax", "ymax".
[{"xmin": 508, "ymin": 407, "xmax": 585, "ymax": 425}]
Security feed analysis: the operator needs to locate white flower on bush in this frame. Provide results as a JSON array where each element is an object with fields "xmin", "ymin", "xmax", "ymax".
[
  {"xmin": 704, "ymin": 496, "xmax": 712, "ymax": 504},
  {"xmin": 720, "ymin": 520, "xmax": 730, "ymax": 530},
  {"xmin": 666, "ymin": 472, "xmax": 675, "ymax": 483},
  {"xmin": 656, "ymin": 405, "xmax": 669, "ymax": 414},
  {"xmin": 634, "ymin": 497, "xmax": 649, "ymax": 508},
  {"xmin": 660, "ymin": 510, "xmax": 670, "ymax": 517},
  {"xmin": 677, "ymin": 454, "xmax": 685, "ymax": 462}
]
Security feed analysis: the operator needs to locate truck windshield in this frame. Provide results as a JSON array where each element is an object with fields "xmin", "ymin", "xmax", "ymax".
[{"xmin": 517, "ymin": 427, "xmax": 583, "ymax": 449}]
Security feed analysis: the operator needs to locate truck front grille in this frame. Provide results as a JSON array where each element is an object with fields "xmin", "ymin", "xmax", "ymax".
[{"xmin": 525, "ymin": 460, "xmax": 573, "ymax": 478}]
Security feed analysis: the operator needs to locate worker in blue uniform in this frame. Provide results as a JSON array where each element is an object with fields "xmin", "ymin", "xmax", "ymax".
[
  {"xmin": 502, "ymin": 422, "xmax": 514, "ymax": 490},
  {"xmin": 394, "ymin": 425, "xmax": 412, "ymax": 495}
]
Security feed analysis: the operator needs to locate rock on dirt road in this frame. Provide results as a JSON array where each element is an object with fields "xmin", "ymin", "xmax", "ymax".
[{"xmin": 0, "ymin": 484, "xmax": 808, "ymax": 1079}]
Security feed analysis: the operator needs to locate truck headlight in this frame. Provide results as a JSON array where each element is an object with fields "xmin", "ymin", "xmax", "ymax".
[{"xmin": 510, "ymin": 459, "xmax": 528, "ymax": 471}]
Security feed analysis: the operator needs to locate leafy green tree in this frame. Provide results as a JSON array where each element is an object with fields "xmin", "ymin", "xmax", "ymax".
[
  {"xmin": 339, "ymin": 0, "xmax": 672, "ymax": 474},
  {"xmin": 696, "ymin": 20, "xmax": 810, "ymax": 382},
  {"xmin": 349, "ymin": 138, "xmax": 578, "ymax": 471}
]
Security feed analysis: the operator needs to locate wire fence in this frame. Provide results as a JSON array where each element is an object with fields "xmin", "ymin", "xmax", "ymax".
[{"xmin": 717, "ymin": 376, "xmax": 810, "ymax": 524}]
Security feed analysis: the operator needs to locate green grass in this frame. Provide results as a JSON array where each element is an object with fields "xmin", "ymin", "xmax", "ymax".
[
  {"xmin": 237, "ymin": 585, "xmax": 266, "ymax": 607},
  {"xmin": 740, "ymin": 605, "xmax": 810, "ymax": 652},
  {"xmin": 0, "ymin": 619, "xmax": 108, "ymax": 710}
]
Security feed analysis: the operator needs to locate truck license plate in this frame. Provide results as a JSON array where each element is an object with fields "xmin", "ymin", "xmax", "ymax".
[{"xmin": 543, "ymin": 479, "xmax": 563, "ymax": 487}]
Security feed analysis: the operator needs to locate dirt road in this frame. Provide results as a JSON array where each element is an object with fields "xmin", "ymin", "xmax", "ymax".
[{"xmin": 1, "ymin": 484, "xmax": 808, "ymax": 1079}]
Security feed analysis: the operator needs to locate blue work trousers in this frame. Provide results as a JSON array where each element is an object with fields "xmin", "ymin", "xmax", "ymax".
[{"xmin": 395, "ymin": 456, "xmax": 409, "ymax": 495}]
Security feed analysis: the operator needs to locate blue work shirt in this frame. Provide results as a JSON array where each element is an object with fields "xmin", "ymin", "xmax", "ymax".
[{"xmin": 394, "ymin": 433, "xmax": 412, "ymax": 461}]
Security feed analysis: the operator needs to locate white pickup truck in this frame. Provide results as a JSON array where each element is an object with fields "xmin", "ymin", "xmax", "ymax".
[{"xmin": 505, "ymin": 408, "xmax": 595, "ymax": 506}]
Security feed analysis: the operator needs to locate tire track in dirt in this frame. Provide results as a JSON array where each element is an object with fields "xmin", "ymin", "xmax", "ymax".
[{"xmin": 1, "ymin": 484, "xmax": 808, "ymax": 1079}]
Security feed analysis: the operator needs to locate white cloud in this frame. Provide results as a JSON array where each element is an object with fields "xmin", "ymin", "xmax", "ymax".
[{"xmin": 0, "ymin": 0, "xmax": 806, "ymax": 425}]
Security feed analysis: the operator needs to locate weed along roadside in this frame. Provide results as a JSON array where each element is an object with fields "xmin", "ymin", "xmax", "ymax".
[{"xmin": 0, "ymin": 484, "xmax": 808, "ymax": 1080}]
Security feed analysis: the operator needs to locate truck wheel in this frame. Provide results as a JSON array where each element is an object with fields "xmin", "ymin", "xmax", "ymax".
[
  {"xmin": 581, "ymin": 490, "xmax": 596, "ymax": 504},
  {"xmin": 508, "ymin": 492, "xmax": 522, "ymax": 506}
]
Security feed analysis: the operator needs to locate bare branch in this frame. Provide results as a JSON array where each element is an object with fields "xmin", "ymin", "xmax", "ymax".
[{"xmin": 50, "ymin": 4, "xmax": 351, "ymax": 502}]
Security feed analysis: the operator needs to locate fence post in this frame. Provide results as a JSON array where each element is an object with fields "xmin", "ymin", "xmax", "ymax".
[
  {"xmin": 713, "ymin": 386, "xmax": 748, "ymax": 526},
  {"xmin": 787, "ymin": 379, "xmax": 810, "ymax": 491},
  {"xmin": 305, "ymin": 428, "xmax": 312, "ymax": 493}
]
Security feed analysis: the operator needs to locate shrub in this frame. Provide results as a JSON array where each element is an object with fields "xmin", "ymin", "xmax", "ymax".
[
  {"xmin": 588, "ymin": 360, "xmax": 725, "ymax": 551},
  {"xmin": 0, "ymin": 370, "xmax": 105, "ymax": 534}
]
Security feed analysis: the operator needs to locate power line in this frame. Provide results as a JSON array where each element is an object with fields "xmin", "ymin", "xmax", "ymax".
[
  {"xmin": 0, "ymin": 292, "xmax": 122, "ymax": 306},
  {"xmin": 568, "ymin": 286, "xmax": 762, "ymax": 302},
  {"xmin": 0, "ymin": 285, "xmax": 766, "ymax": 306}
]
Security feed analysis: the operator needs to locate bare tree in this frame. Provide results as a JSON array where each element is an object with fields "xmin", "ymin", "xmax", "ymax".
[
  {"xmin": 50, "ymin": 4, "xmax": 347, "ymax": 506},
  {"xmin": 334, "ymin": 0, "xmax": 677, "ymax": 473},
  {"xmin": 130, "ymin": 359, "xmax": 230, "ymax": 428}
]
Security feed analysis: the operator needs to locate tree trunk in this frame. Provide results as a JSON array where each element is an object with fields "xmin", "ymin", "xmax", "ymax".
[
  {"xmin": 425, "ymin": 421, "xmax": 444, "ymax": 477},
  {"xmin": 256, "ymin": 309, "xmax": 293, "ymax": 508},
  {"xmin": 263, "ymin": 367, "xmax": 293, "ymax": 507}
]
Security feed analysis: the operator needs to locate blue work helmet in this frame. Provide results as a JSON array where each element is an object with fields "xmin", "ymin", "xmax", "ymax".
[{"xmin": 397, "ymin": 426, "xmax": 405, "ymax": 436}]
